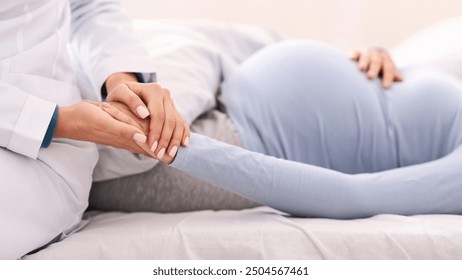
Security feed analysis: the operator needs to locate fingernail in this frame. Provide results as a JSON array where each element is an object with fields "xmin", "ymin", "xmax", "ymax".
[
  {"xmin": 136, "ymin": 106, "xmax": 150, "ymax": 119},
  {"xmin": 184, "ymin": 137, "xmax": 190, "ymax": 147},
  {"xmin": 150, "ymin": 141, "xmax": 158, "ymax": 152},
  {"xmin": 157, "ymin": 148, "xmax": 165, "ymax": 160},
  {"xmin": 133, "ymin": 133, "xmax": 147, "ymax": 143},
  {"xmin": 169, "ymin": 146, "xmax": 178, "ymax": 158}
]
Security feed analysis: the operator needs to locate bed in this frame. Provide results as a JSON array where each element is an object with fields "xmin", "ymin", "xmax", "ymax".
[{"xmin": 24, "ymin": 17, "xmax": 462, "ymax": 260}]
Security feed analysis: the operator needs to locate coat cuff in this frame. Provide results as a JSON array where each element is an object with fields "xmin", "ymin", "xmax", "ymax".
[
  {"xmin": 7, "ymin": 95, "xmax": 57, "ymax": 159},
  {"xmin": 41, "ymin": 105, "xmax": 59, "ymax": 148}
]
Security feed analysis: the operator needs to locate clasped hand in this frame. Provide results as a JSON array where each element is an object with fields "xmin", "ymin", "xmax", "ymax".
[{"xmin": 55, "ymin": 73, "xmax": 190, "ymax": 164}]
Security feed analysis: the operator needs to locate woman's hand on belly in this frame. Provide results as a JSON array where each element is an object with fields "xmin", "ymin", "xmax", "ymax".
[{"xmin": 349, "ymin": 47, "xmax": 403, "ymax": 89}]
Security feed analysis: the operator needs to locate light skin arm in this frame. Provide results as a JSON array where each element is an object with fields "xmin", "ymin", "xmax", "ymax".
[{"xmin": 54, "ymin": 100, "xmax": 151, "ymax": 156}]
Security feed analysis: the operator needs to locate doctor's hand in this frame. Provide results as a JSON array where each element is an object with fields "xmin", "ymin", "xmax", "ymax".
[
  {"xmin": 104, "ymin": 73, "xmax": 190, "ymax": 160},
  {"xmin": 54, "ymin": 101, "xmax": 152, "ymax": 157},
  {"xmin": 349, "ymin": 48, "xmax": 403, "ymax": 89}
]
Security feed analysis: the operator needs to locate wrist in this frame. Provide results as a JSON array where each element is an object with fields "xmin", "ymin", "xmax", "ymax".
[
  {"xmin": 105, "ymin": 72, "xmax": 138, "ymax": 94},
  {"xmin": 54, "ymin": 106, "xmax": 71, "ymax": 139}
]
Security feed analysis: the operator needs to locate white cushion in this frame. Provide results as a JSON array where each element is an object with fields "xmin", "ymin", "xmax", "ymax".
[{"xmin": 392, "ymin": 16, "xmax": 462, "ymax": 79}]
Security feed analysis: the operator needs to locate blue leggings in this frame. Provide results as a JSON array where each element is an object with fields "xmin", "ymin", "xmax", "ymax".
[{"xmin": 171, "ymin": 40, "xmax": 462, "ymax": 219}]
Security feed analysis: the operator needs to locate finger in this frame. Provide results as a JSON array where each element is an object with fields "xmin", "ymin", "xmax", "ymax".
[
  {"xmin": 140, "ymin": 87, "xmax": 165, "ymax": 153},
  {"xmin": 358, "ymin": 51, "xmax": 370, "ymax": 71},
  {"xmin": 126, "ymin": 83, "xmax": 167, "ymax": 152},
  {"xmin": 169, "ymin": 99, "xmax": 191, "ymax": 147},
  {"xmin": 166, "ymin": 116, "xmax": 185, "ymax": 159},
  {"xmin": 381, "ymin": 61, "xmax": 395, "ymax": 89},
  {"xmin": 133, "ymin": 140, "xmax": 157, "ymax": 158},
  {"xmin": 349, "ymin": 50, "xmax": 360, "ymax": 61},
  {"xmin": 394, "ymin": 71, "xmax": 404, "ymax": 82},
  {"xmin": 103, "ymin": 113, "xmax": 147, "ymax": 145},
  {"xmin": 155, "ymin": 90, "xmax": 176, "ymax": 160},
  {"xmin": 106, "ymin": 84, "xmax": 150, "ymax": 119},
  {"xmin": 182, "ymin": 121, "xmax": 191, "ymax": 147},
  {"xmin": 366, "ymin": 52, "xmax": 383, "ymax": 80},
  {"xmin": 101, "ymin": 102, "xmax": 144, "ymax": 131}
]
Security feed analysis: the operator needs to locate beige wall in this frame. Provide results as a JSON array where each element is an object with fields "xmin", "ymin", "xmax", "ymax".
[{"xmin": 121, "ymin": 0, "xmax": 462, "ymax": 50}]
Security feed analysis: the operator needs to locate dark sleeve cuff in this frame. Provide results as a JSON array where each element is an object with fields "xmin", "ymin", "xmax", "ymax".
[
  {"xmin": 101, "ymin": 72, "xmax": 146, "ymax": 99},
  {"xmin": 134, "ymin": 72, "xmax": 146, "ymax": 83},
  {"xmin": 41, "ymin": 105, "xmax": 59, "ymax": 148}
]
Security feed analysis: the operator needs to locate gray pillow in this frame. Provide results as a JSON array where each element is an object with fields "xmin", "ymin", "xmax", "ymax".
[{"xmin": 89, "ymin": 110, "xmax": 259, "ymax": 213}]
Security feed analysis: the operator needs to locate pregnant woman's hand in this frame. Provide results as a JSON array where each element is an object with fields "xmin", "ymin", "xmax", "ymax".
[
  {"xmin": 350, "ymin": 48, "xmax": 403, "ymax": 89},
  {"xmin": 104, "ymin": 72, "xmax": 190, "ymax": 160}
]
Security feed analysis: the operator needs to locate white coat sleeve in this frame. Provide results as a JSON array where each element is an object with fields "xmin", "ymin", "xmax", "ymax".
[
  {"xmin": 0, "ymin": 84, "xmax": 56, "ymax": 159},
  {"xmin": 69, "ymin": 0, "xmax": 156, "ymax": 95}
]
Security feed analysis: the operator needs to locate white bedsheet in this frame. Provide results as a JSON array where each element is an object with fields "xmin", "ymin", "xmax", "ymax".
[{"xmin": 24, "ymin": 207, "xmax": 462, "ymax": 259}]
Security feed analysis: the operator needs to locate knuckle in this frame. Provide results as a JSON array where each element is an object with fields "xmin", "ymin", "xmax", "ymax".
[
  {"xmin": 170, "ymin": 136, "xmax": 181, "ymax": 146},
  {"xmin": 176, "ymin": 121, "xmax": 185, "ymax": 130},
  {"xmin": 128, "ymin": 94, "xmax": 140, "ymax": 105},
  {"xmin": 105, "ymin": 94, "xmax": 115, "ymax": 101},
  {"xmin": 149, "ymin": 83, "xmax": 162, "ymax": 92},
  {"xmin": 159, "ymin": 136, "xmax": 170, "ymax": 146},
  {"xmin": 155, "ymin": 112, "xmax": 165, "ymax": 122},
  {"xmin": 112, "ymin": 110, "xmax": 121, "ymax": 119},
  {"xmin": 167, "ymin": 118, "xmax": 176, "ymax": 129},
  {"xmin": 384, "ymin": 65, "xmax": 394, "ymax": 72},
  {"xmin": 370, "ymin": 55, "xmax": 381, "ymax": 63},
  {"xmin": 149, "ymin": 130, "xmax": 160, "ymax": 140},
  {"xmin": 163, "ymin": 90, "xmax": 171, "ymax": 99},
  {"xmin": 163, "ymin": 88, "xmax": 171, "ymax": 95},
  {"xmin": 118, "ymin": 129, "xmax": 127, "ymax": 139}
]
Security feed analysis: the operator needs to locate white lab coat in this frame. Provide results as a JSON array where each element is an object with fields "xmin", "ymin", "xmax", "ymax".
[{"xmin": 0, "ymin": 0, "xmax": 157, "ymax": 259}]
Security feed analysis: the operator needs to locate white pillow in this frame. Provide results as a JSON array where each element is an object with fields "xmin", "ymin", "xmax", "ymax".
[{"xmin": 391, "ymin": 16, "xmax": 462, "ymax": 79}]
